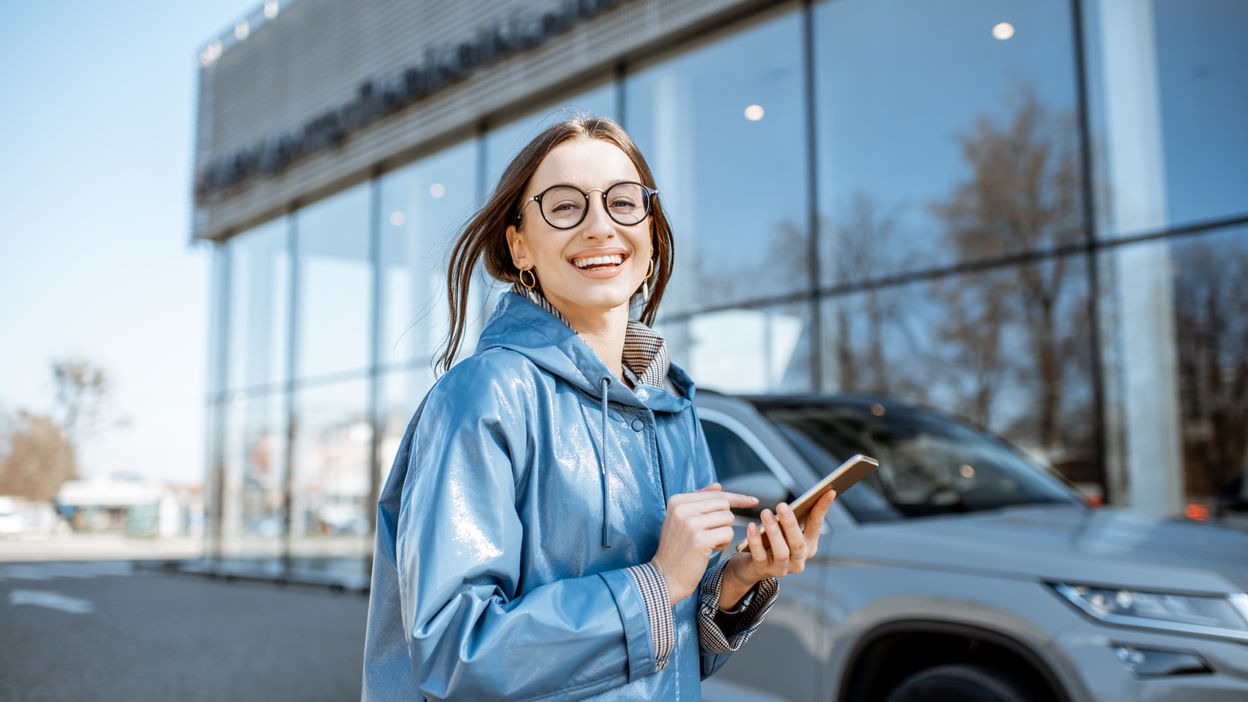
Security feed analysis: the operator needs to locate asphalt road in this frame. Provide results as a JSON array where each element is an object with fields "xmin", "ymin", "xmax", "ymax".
[{"xmin": 0, "ymin": 561, "xmax": 370, "ymax": 701}]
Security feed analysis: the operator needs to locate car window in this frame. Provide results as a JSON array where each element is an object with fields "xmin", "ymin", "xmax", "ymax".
[
  {"xmin": 701, "ymin": 419, "xmax": 771, "ymax": 482},
  {"xmin": 760, "ymin": 401, "xmax": 1082, "ymax": 520}
]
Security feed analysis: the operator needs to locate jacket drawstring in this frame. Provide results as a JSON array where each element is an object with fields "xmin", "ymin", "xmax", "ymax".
[{"xmin": 599, "ymin": 376, "xmax": 612, "ymax": 549}]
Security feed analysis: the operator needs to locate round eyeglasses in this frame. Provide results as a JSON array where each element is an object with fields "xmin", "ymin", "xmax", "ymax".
[{"xmin": 517, "ymin": 181, "xmax": 658, "ymax": 230}]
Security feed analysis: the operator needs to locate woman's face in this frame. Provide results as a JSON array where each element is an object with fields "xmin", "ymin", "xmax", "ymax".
[{"xmin": 506, "ymin": 138, "xmax": 654, "ymax": 323}]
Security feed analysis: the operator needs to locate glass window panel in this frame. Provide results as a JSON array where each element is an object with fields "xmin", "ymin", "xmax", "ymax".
[
  {"xmin": 295, "ymin": 184, "xmax": 372, "ymax": 379},
  {"xmin": 226, "ymin": 217, "xmax": 289, "ymax": 391},
  {"xmin": 378, "ymin": 141, "xmax": 478, "ymax": 367},
  {"xmin": 702, "ymin": 420, "xmax": 772, "ymax": 483},
  {"xmin": 378, "ymin": 367, "xmax": 437, "ymax": 488},
  {"xmin": 814, "ymin": 0, "xmax": 1083, "ymax": 283},
  {"xmin": 290, "ymin": 379, "xmax": 371, "ymax": 583},
  {"xmin": 1085, "ymin": 1, "xmax": 1247, "ymax": 237},
  {"xmin": 219, "ymin": 390, "xmax": 286, "ymax": 563},
  {"xmin": 204, "ymin": 398, "xmax": 225, "ymax": 559},
  {"xmin": 483, "ymin": 82, "xmax": 618, "ymax": 194},
  {"xmin": 1152, "ymin": 1, "xmax": 1248, "ymax": 226},
  {"xmin": 1102, "ymin": 227, "xmax": 1248, "ymax": 507},
  {"xmin": 660, "ymin": 302, "xmax": 812, "ymax": 394},
  {"xmin": 821, "ymin": 255, "xmax": 1098, "ymax": 487},
  {"xmin": 206, "ymin": 243, "xmax": 228, "ymax": 399},
  {"xmin": 627, "ymin": 10, "xmax": 810, "ymax": 315}
]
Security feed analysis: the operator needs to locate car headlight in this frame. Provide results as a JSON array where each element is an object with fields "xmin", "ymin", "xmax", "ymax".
[{"xmin": 1050, "ymin": 584, "xmax": 1248, "ymax": 642}]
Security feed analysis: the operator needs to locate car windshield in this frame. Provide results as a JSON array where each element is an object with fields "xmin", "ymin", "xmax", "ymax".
[{"xmin": 758, "ymin": 400, "xmax": 1082, "ymax": 523}]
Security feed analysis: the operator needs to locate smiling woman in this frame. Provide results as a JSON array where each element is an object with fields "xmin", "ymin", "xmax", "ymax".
[{"xmin": 362, "ymin": 116, "xmax": 839, "ymax": 701}]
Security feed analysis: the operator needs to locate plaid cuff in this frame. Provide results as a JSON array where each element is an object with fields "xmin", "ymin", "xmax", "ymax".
[
  {"xmin": 697, "ymin": 558, "xmax": 779, "ymax": 654},
  {"xmin": 626, "ymin": 562, "xmax": 674, "ymax": 670}
]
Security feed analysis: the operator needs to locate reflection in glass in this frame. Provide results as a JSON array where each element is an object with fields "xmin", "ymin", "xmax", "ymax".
[
  {"xmin": 813, "ymin": 0, "xmax": 1081, "ymax": 282},
  {"xmin": 660, "ymin": 303, "xmax": 812, "ymax": 394},
  {"xmin": 1151, "ymin": 1, "xmax": 1248, "ymax": 226},
  {"xmin": 220, "ymin": 390, "xmax": 286, "ymax": 562},
  {"xmin": 226, "ymin": 217, "xmax": 289, "ymax": 391},
  {"xmin": 1085, "ymin": 1, "xmax": 1247, "ymax": 238},
  {"xmin": 821, "ymin": 255, "xmax": 1096, "ymax": 484},
  {"xmin": 295, "ymin": 184, "xmax": 372, "ymax": 379},
  {"xmin": 290, "ymin": 379, "xmax": 371, "ymax": 578},
  {"xmin": 1167, "ymin": 228, "xmax": 1248, "ymax": 502},
  {"xmin": 378, "ymin": 140, "xmax": 478, "ymax": 367},
  {"xmin": 378, "ymin": 367, "xmax": 436, "ymax": 488},
  {"xmin": 626, "ymin": 9, "xmax": 809, "ymax": 315}
]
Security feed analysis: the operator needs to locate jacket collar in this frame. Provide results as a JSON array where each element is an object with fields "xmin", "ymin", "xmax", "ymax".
[{"xmin": 475, "ymin": 291, "xmax": 692, "ymax": 413}]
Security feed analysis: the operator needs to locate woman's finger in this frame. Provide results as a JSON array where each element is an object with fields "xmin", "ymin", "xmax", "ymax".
[
  {"xmin": 776, "ymin": 503, "xmax": 806, "ymax": 557},
  {"xmin": 746, "ymin": 522, "xmax": 768, "ymax": 565},
  {"xmin": 802, "ymin": 490, "xmax": 837, "ymax": 541},
  {"xmin": 762, "ymin": 510, "xmax": 789, "ymax": 561}
]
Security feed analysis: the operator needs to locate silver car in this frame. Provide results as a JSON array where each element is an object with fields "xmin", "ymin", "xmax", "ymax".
[{"xmin": 695, "ymin": 392, "xmax": 1248, "ymax": 702}]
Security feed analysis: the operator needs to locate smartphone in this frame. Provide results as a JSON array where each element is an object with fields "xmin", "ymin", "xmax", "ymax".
[{"xmin": 735, "ymin": 453, "xmax": 879, "ymax": 554}]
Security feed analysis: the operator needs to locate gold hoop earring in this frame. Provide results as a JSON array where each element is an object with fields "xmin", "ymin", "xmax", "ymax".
[
  {"xmin": 643, "ymin": 258, "xmax": 655, "ymax": 281},
  {"xmin": 519, "ymin": 267, "xmax": 537, "ymax": 290},
  {"xmin": 641, "ymin": 259, "xmax": 655, "ymax": 300}
]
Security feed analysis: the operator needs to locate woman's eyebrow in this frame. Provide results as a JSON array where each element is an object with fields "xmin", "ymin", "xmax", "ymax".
[{"xmin": 541, "ymin": 179, "xmax": 635, "ymax": 191}]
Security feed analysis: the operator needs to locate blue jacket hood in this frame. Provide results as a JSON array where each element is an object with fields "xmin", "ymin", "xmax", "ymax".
[{"xmin": 477, "ymin": 292, "xmax": 696, "ymax": 415}]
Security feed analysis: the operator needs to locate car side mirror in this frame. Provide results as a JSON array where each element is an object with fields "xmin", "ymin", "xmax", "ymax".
[{"xmin": 721, "ymin": 473, "xmax": 794, "ymax": 519}]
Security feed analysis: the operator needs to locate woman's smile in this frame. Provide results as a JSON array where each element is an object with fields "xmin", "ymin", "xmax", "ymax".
[{"xmin": 570, "ymin": 248, "xmax": 630, "ymax": 276}]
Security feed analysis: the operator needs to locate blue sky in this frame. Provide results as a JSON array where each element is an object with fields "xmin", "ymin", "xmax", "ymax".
[{"xmin": 0, "ymin": 1, "xmax": 258, "ymax": 484}]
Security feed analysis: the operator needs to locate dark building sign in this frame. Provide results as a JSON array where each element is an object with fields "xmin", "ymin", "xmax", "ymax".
[{"xmin": 195, "ymin": 0, "xmax": 630, "ymax": 201}]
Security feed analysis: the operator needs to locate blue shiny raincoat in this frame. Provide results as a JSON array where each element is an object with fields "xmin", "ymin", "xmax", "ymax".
[{"xmin": 362, "ymin": 292, "xmax": 761, "ymax": 700}]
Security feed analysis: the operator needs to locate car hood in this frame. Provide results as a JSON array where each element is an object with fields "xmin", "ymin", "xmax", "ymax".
[{"xmin": 830, "ymin": 504, "xmax": 1248, "ymax": 594}]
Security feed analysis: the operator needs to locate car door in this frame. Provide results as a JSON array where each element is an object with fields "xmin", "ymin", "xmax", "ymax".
[{"xmin": 698, "ymin": 405, "xmax": 825, "ymax": 702}]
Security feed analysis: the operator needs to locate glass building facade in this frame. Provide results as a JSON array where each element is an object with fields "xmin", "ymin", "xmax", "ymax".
[{"xmin": 199, "ymin": 0, "xmax": 1248, "ymax": 584}]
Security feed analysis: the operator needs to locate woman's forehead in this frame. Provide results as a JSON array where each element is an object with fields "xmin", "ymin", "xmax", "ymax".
[{"xmin": 529, "ymin": 138, "xmax": 640, "ymax": 191}]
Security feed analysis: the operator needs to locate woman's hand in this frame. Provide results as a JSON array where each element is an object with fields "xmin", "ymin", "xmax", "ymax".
[
  {"xmin": 720, "ymin": 489, "xmax": 837, "ymax": 609},
  {"xmin": 651, "ymin": 484, "xmax": 759, "ymax": 606}
]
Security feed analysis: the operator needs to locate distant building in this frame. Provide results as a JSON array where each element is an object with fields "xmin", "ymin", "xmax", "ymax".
[
  {"xmin": 57, "ymin": 475, "xmax": 191, "ymax": 538},
  {"xmin": 192, "ymin": 0, "xmax": 1248, "ymax": 586}
]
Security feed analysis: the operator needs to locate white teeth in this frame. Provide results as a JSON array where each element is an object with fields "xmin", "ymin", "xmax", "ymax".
[{"xmin": 573, "ymin": 254, "xmax": 624, "ymax": 269}]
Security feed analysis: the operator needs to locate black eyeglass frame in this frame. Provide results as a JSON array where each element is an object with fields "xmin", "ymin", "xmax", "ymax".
[{"xmin": 514, "ymin": 181, "xmax": 659, "ymax": 230}]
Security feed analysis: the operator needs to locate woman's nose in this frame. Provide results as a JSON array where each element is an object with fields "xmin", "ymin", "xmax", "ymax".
[{"xmin": 580, "ymin": 195, "xmax": 616, "ymax": 239}]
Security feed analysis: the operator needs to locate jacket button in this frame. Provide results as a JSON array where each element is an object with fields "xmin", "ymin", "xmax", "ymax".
[{"xmin": 631, "ymin": 419, "xmax": 644, "ymax": 432}]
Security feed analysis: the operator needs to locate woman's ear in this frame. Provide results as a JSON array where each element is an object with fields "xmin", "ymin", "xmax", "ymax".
[{"xmin": 506, "ymin": 223, "xmax": 529, "ymax": 270}]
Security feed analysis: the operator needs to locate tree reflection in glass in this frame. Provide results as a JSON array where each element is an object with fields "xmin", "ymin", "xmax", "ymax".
[{"xmin": 1172, "ymin": 232, "xmax": 1248, "ymax": 500}]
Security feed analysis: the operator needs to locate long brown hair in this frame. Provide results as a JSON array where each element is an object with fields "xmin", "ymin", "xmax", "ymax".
[{"xmin": 437, "ymin": 116, "xmax": 674, "ymax": 373}]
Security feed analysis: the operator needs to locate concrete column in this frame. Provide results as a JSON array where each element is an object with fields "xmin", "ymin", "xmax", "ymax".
[{"xmin": 1098, "ymin": 0, "xmax": 1184, "ymax": 516}]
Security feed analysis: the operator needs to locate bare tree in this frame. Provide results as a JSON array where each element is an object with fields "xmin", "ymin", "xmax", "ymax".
[
  {"xmin": 821, "ymin": 194, "xmax": 929, "ymax": 398},
  {"xmin": 1173, "ymin": 239, "xmax": 1248, "ymax": 497},
  {"xmin": 52, "ymin": 358, "xmax": 113, "ymax": 463},
  {"xmin": 930, "ymin": 87, "xmax": 1089, "ymax": 451},
  {"xmin": 0, "ymin": 412, "xmax": 77, "ymax": 501}
]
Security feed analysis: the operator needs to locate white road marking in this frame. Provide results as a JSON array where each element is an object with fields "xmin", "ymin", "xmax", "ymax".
[{"xmin": 8, "ymin": 589, "xmax": 95, "ymax": 614}]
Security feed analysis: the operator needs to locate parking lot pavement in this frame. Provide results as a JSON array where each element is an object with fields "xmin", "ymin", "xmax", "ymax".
[
  {"xmin": 0, "ymin": 533, "xmax": 203, "ymax": 562},
  {"xmin": 0, "ymin": 560, "xmax": 369, "ymax": 702}
]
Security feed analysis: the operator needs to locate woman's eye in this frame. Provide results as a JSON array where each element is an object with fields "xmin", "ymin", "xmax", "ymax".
[
  {"xmin": 609, "ymin": 198, "xmax": 638, "ymax": 210},
  {"xmin": 551, "ymin": 201, "xmax": 583, "ymax": 213}
]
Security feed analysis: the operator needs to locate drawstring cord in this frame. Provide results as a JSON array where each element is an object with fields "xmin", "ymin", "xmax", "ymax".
[{"xmin": 599, "ymin": 376, "xmax": 612, "ymax": 549}]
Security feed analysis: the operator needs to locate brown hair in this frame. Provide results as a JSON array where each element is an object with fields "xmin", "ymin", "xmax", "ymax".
[{"xmin": 437, "ymin": 116, "xmax": 674, "ymax": 373}]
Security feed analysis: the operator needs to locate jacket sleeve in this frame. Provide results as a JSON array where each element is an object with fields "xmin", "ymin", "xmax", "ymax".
[{"xmin": 395, "ymin": 358, "xmax": 659, "ymax": 701}]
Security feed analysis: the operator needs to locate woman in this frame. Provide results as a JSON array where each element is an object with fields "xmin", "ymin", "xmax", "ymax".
[{"xmin": 362, "ymin": 116, "xmax": 836, "ymax": 701}]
